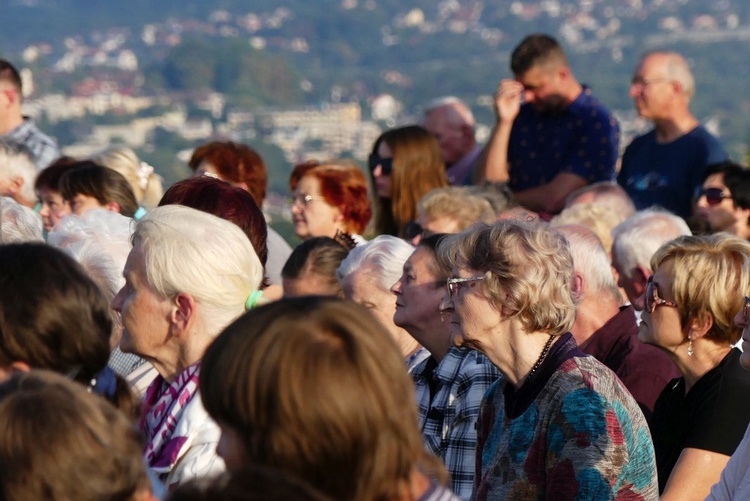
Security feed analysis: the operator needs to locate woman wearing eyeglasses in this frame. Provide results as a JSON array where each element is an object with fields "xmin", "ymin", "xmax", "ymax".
[
  {"xmin": 695, "ymin": 162, "xmax": 750, "ymax": 240},
  {"xmin": 288, "ymin": 161, "xmax": 371, "ymax": 245},
  {"xmin": 639, "ymin": 233, "xmax": 750, "ymax": 501},
  {"xmin": 369, "ymin": 126, "xmax": 448, "ymax": 238},
  {"xmin": 438, "ymin": 220, "xmax": 658, "ymax": 500}
]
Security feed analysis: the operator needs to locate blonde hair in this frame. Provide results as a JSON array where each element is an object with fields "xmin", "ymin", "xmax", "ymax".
[
  {"xmin": 200, "ymin": 297, "xmax": 445, "ymax": 501},
  {"xmin": 93, "ymin": 146, "xmax": 164, "ymax": 209},
  {"xmin": 652, "ymin": 233, "xmax": 750, "ymax": 344},
  {"xmin": 551, "ymin": 202, "xmax": 628, "ymax": 256},
  {"xmin": 437, "ymin": 220, "xmax": 577, "ymax": 335},
  {"xmin": 418, "ymin": 187, "xmax": 495, "ymax": 230}
]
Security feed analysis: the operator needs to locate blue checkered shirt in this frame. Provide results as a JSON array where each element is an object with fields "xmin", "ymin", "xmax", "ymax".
[
  {"xmin": 1, "ymin": 118, "xmax": 60, "ymax": 169},
  {"xmin": 412, "ymin": 347, "xmax": 501, "ymax": 500}
]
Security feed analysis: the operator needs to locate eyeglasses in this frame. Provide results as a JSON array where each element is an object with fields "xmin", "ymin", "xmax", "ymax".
[
  {"xmin": 741, "ymin": 296, "xmax": 750, "ymax": 325},
  {"xmin": 630, "ymin": 77, "xmax": 673, "ymax": 89},
  {"xmin": 447, "ymin": 276, "xmax": 484, "ymax": 297},
  {"xmin": 645, "ymin": 276, "xmax": 678, "ymax": 314},
  {"xmin": 290, "ymin": 194, "xmax": 327, "ymax": 207},
  {"xmin": 701, "ymin": 187, "xmax": 731, "ymax": 206},
  {"xmin": 368, "ymin": 154, "xmax": 393, "ymax": 176}
]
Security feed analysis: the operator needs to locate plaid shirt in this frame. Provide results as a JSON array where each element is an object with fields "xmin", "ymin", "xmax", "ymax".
[
  {"xmin": 412, "ymin": 347, "xmax": 501, "ymax": 500},
  {"xmin": 1, "ymin": 117, "xmax": 60, "ymax": 169}
]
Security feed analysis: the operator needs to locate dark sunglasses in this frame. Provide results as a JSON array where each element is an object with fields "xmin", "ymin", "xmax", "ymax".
[
  {"xmin": 701, "ymin": 187, "xmax": 731, "ymax": 206},
  {"xmin": 645, "ymin": 276, "xmax": 678, "ymax": 314},
  {"xmin": 368, "ymin": 154, "xmax": 393, "ymax": 176}
]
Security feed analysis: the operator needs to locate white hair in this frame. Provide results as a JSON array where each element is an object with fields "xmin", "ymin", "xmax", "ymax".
[
  {"xmin": 47, "ymin": 209, "xmax": 134, "ymax": 301},
  {"xmin": 337, "ymin": 235, "xmax": 415, "ymax": 291},
  {"xmin": 0, "ymin": 196, "xmax": 43, "ymax": 243},
  {"xmin": 134, "ymin": 205, "xmax": 263, "ymax": 334},
  {"xmin": 423, "ymin": 96, "xmax": 476, "ymax": 129},
  {"xmin": 92, "ymin": 146, "xmax": 164, "ymax": 209},
  {"xmin": 554, "ymin": 224, "xmax": 620, "ymax": 301},
  {"xmin": 565, "ymin": 181, "xmax": 636, "ymax": 219},
  {"xmin": 611, "ymin": 208, "xmax": 691, "ymax": 278},
  {"xmin": 0, "ymin": 142, "xmax": 37, "ymax": 205}
]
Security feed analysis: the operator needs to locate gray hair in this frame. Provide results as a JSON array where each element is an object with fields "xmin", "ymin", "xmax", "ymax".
[
  {"xmin": 337, "ymin": 235, "xmax": 415, "ymax": 291},
  {"xmin": 564, "ymin": 181, "xmax": 636, "ymax": 219},
  {"xmin": 554, "ymin": 224, "xmax": 620, "ymax": 301},
  {"xmin": 0, "ymin": 142, "xmax": 37, "ymax": 205},
  {"xmin": 643, "ymin": 51, "xmax": 695, "ymax": 101},
  {"xmin": 134, "ymin": 205, "xmax": 264, "ymax": 334},
  {"xmin": 423, "ymin": 96, "xmax": 475, "ymax": 129},
  {"xmin": 611, "ymin": 208, "xmax": 691, "ymax": 278},
  {"xmin": 0, "ymin": 196, "xmax": 43, "ymax": 243}
]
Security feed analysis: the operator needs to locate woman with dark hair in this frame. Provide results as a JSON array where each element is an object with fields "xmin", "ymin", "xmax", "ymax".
[
  {"xmin": 369, "ymin": 126, "xmax": 448, "ymax": 237},
  {"xmin": 59, "ymin": 161, "xmax": 139, "ymax": 218},
  {"xmin": 0, "ymin": 370, "xmax": 158, "ymax": 501},
  {"xmin": 200, "ymin": 297, "xmax": 460, "ymax": 501},
  {"xmin": 0, "ymin": 243, "xmax": 138, "ymax": 417},
  {"xmin": 34, "ymin": 156, "xmax": 76, "ymax": 232},
  {"xmin": 289, "ymin": 162, "xmax": 371, "ymax": 243}
]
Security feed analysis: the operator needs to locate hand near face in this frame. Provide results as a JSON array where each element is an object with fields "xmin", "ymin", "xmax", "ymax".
[{"xmin": 494, "ymin": 79, "xmax": 524, "ymax": 125}]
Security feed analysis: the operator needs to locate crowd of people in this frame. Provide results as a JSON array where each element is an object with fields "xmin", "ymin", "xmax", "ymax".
[{"xmin": 2, "ymin": 31, "xmax": 750, "ymax": 501}]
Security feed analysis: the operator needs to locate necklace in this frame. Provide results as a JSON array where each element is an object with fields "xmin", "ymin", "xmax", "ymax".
[{"xmin": 526, "ymin": 334, "xmax": 556, "ymax": 381}]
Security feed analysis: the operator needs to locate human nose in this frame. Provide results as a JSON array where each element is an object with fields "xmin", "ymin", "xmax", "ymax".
[
  {"xmin": 38, "ymin": 202, "xmax": 49, "ymax": 217},
  {"xmin": 390, "ymin": 276, "xmax": 403, "ymax": 295},
  {"xmin": 629, "ymin": 83, "xmax": 641, "ymax": 98},
  {"xmin": 696, "ymin": 193, "xmax": 708, "ymax": 208},
  {"xmin": 372, "ymin": 164, "xmax": 382, "ymax": 178},
  {"xmin": 439, "ymin": 288, "xmax": 453, "ymax": 314},
  {"xmin": 111, "ymin": 286, "xmax": 125, "ymax": 313}
]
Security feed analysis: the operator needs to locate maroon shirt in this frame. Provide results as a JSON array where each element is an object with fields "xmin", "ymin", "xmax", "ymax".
[{"xmin": 580, "ymin": 305, "xmax": 681, "ymax": 424}]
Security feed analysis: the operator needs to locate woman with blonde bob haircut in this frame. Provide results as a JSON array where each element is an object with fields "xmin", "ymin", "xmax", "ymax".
[
  {"xmin": 200, "ymin": 297, "xmax": 458, "ymax": 501},
  {"xmin": 437, "ymin": 220, "xmax": 658, "ymax": 500},
  {"xmin": 0, "ymin": 370, "xmax": 157, "ymax": 501},
  {"xmin": 641, "ymin": 233, "xmax": 750, "ymax": 500}
]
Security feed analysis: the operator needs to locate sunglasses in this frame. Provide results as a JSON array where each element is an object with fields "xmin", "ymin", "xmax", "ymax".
[
  {"xmin": 645, "ymin": 276, "xmax": 678, "ymax": 314},
  {"xmin": 368, "ymin": 154, "xmax": 393, "ymax": 176},
  {"xmin": 446, "ymin": 276, "xmax": 484, "ymax": 297},
  {"xmin": 742, "ymin": 296, "xmax": 750, "ymax": 325},
  {"xmin": 701, "ymin": 187, "xmax": 731, "ymax": 206}
]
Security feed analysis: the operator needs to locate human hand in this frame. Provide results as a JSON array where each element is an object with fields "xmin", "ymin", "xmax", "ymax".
[{"xmin": 493, "ymin": 79, "xmax": 524, "ymax": 124}]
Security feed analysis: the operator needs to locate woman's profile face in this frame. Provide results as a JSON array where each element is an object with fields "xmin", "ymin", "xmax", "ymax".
[
  {"xmin": 637, "ymin": 259, "xmax": 683, "ymax": 352},
  {"xmin": 372, "ymin": 142, "xmax": 393, "ymax": 198},
  {"xmin": 37, "ymin": 187, "xmax": 71, "ymax": 231},
  {"xmin": 290, "ymin": 175, "xmax": 342, "ymax": 240}
]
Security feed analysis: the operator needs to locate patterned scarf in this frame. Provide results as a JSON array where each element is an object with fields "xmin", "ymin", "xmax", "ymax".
[{"xmin": 140, "ymin": 363, "xmax": 201, "ymax": 470}]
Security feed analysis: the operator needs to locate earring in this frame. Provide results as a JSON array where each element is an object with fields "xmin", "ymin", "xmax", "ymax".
[{"xmin": 687, "ymin": 338, "xmax": 694, "ymax": 357}]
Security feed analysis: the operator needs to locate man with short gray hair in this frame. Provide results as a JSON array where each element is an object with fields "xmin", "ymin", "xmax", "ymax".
[
  {"xmin": 555, "ymin": 224, "xmax": 679, "ymax": 423},
  {"xmin": 618, "ymin": 51, "xmax": 727, "ymax": 218}
]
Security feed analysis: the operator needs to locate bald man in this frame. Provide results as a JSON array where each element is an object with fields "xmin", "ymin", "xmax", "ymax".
[{"xmin": 618, "ymin": 51, "xmax": 727, "ymax": 218}]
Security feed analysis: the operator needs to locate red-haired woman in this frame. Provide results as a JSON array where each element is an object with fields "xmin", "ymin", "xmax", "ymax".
[{"xmin": 289, "ymin": 162, "xmax": 371, "ymax": 245}]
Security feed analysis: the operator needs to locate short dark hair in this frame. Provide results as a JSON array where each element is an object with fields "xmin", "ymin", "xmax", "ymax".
[
  {"xmin": 705, "ymin": 161, "xmax": 750, "ymax": 210},
  {"xmin": 510, "ymin": 33, "xmax": 568, "ymax": 75},
  {"xmin": 33, "ymin": 156, "xmax": 78, "ymax": 192},
  {"xmin": 0, "ymin": 59, "xmax": 22, "ymax": 93},
  {"xmin": 59, "ymin": 161, "xmax": 138, "ymax": 217}
]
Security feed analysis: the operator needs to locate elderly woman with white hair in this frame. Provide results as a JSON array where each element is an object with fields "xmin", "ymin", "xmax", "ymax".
[
  {"xmin": 438, "ymin": 220, "xmax": 658, "ymax": 500},
  {"xmin": 0, "ymin": 196, "xmax": 43, "ymax": 243},
  {"xmin": 337, "ymin": 235, "xmax": 426, "ymax": 371},
  {"xmin": 111, "ymin": 205, "xmax": 264, "ymax": 490}
]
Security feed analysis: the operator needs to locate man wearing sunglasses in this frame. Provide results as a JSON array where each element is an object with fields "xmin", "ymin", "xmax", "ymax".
[
  {"xmin": 696, "ymin": 161, "xmax": 750, "ymax": 240},
  {"xmin": 618, "ymin": 52, "xmax": 727, "ymax": 219},
  {"xmin": 0, "ymin": 59, "xmax": 59, "ymax": 170}
]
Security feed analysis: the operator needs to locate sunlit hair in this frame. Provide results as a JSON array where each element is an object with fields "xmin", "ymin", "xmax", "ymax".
[
  {"xmin": 289, "ymin": 162, "xmax": 372, "ymax": 234},
  {"xmin": 282, "ymin": 237, "xmax": 348, "ymax": 297},
  {"xmin": 611, "ymin": 209, "xmax": 691, "ymax": 279},
  {"xmin": 551, "ymin": 202, "xmax": 627, "ymax": 256},
  {"xmin": 0, "ymin": 370, "xmax": 150, "ymax": 501},
  {"xmin": 370, "ymin": 125, "xmax": 448, "ymax": 237},
  {"xmin": 200, "ymin": 297, "xmax": 446, "ymax": 501},
  {"xmin": 511, "ymin": 33, "xmax": 568, "ymax": 75},
  {"xmin": 189, "ymin": 141, "xmax": 268, "ymax": 205},
  {"xmin": 92, "ymin": 146, "xmax": 164, "ymax": 209},
  {"xmin": 565, "ymin": 181, "xmax": 636, "ymax": 219},
  {"xmin": 437, "ymin": 220, "xmax": 577, "ymax": 335},
  {"xmin": 0, "ymin": 141, "xmax": 36, "ymax": 205},
  {"xmin": 553, "ymin": 224, "xmax": 621, "ymax": 302},
  {"xmin": 0, "ymin": 196, "xmax": 43, "ymax": 243},
  {"xmin": 651, "ymin": 233, "xmax": 750, "ymax": 345},
  {"xmin": 645, "ymin": 51, "xmax": 695, "ymax": 101},
  {"xmin": 464, "ymin": 182, "xmax": 517, "ymax": 216},
  {"xmin": 418, "ymin": 186, "xmax": 495, "ymax": 231},
  {"xmin": 159, "ymin": 176, "xmax": 269, "ymax": 275},
  {"xmin": 59, "ymin": 161, "xmax": 139, "ymax": 218},
  {"xmin": 337, "ymin": 235, "xmax": 414, "ymax": 292},
  {"xmin": 133, "ymin": 205, "xmax": 263, "ymax": 333}
]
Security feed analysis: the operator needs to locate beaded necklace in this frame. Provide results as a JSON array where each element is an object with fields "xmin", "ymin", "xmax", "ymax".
[{"xmin": 526, "ymin": 334, "xmax": 556, "ymax": 381}]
